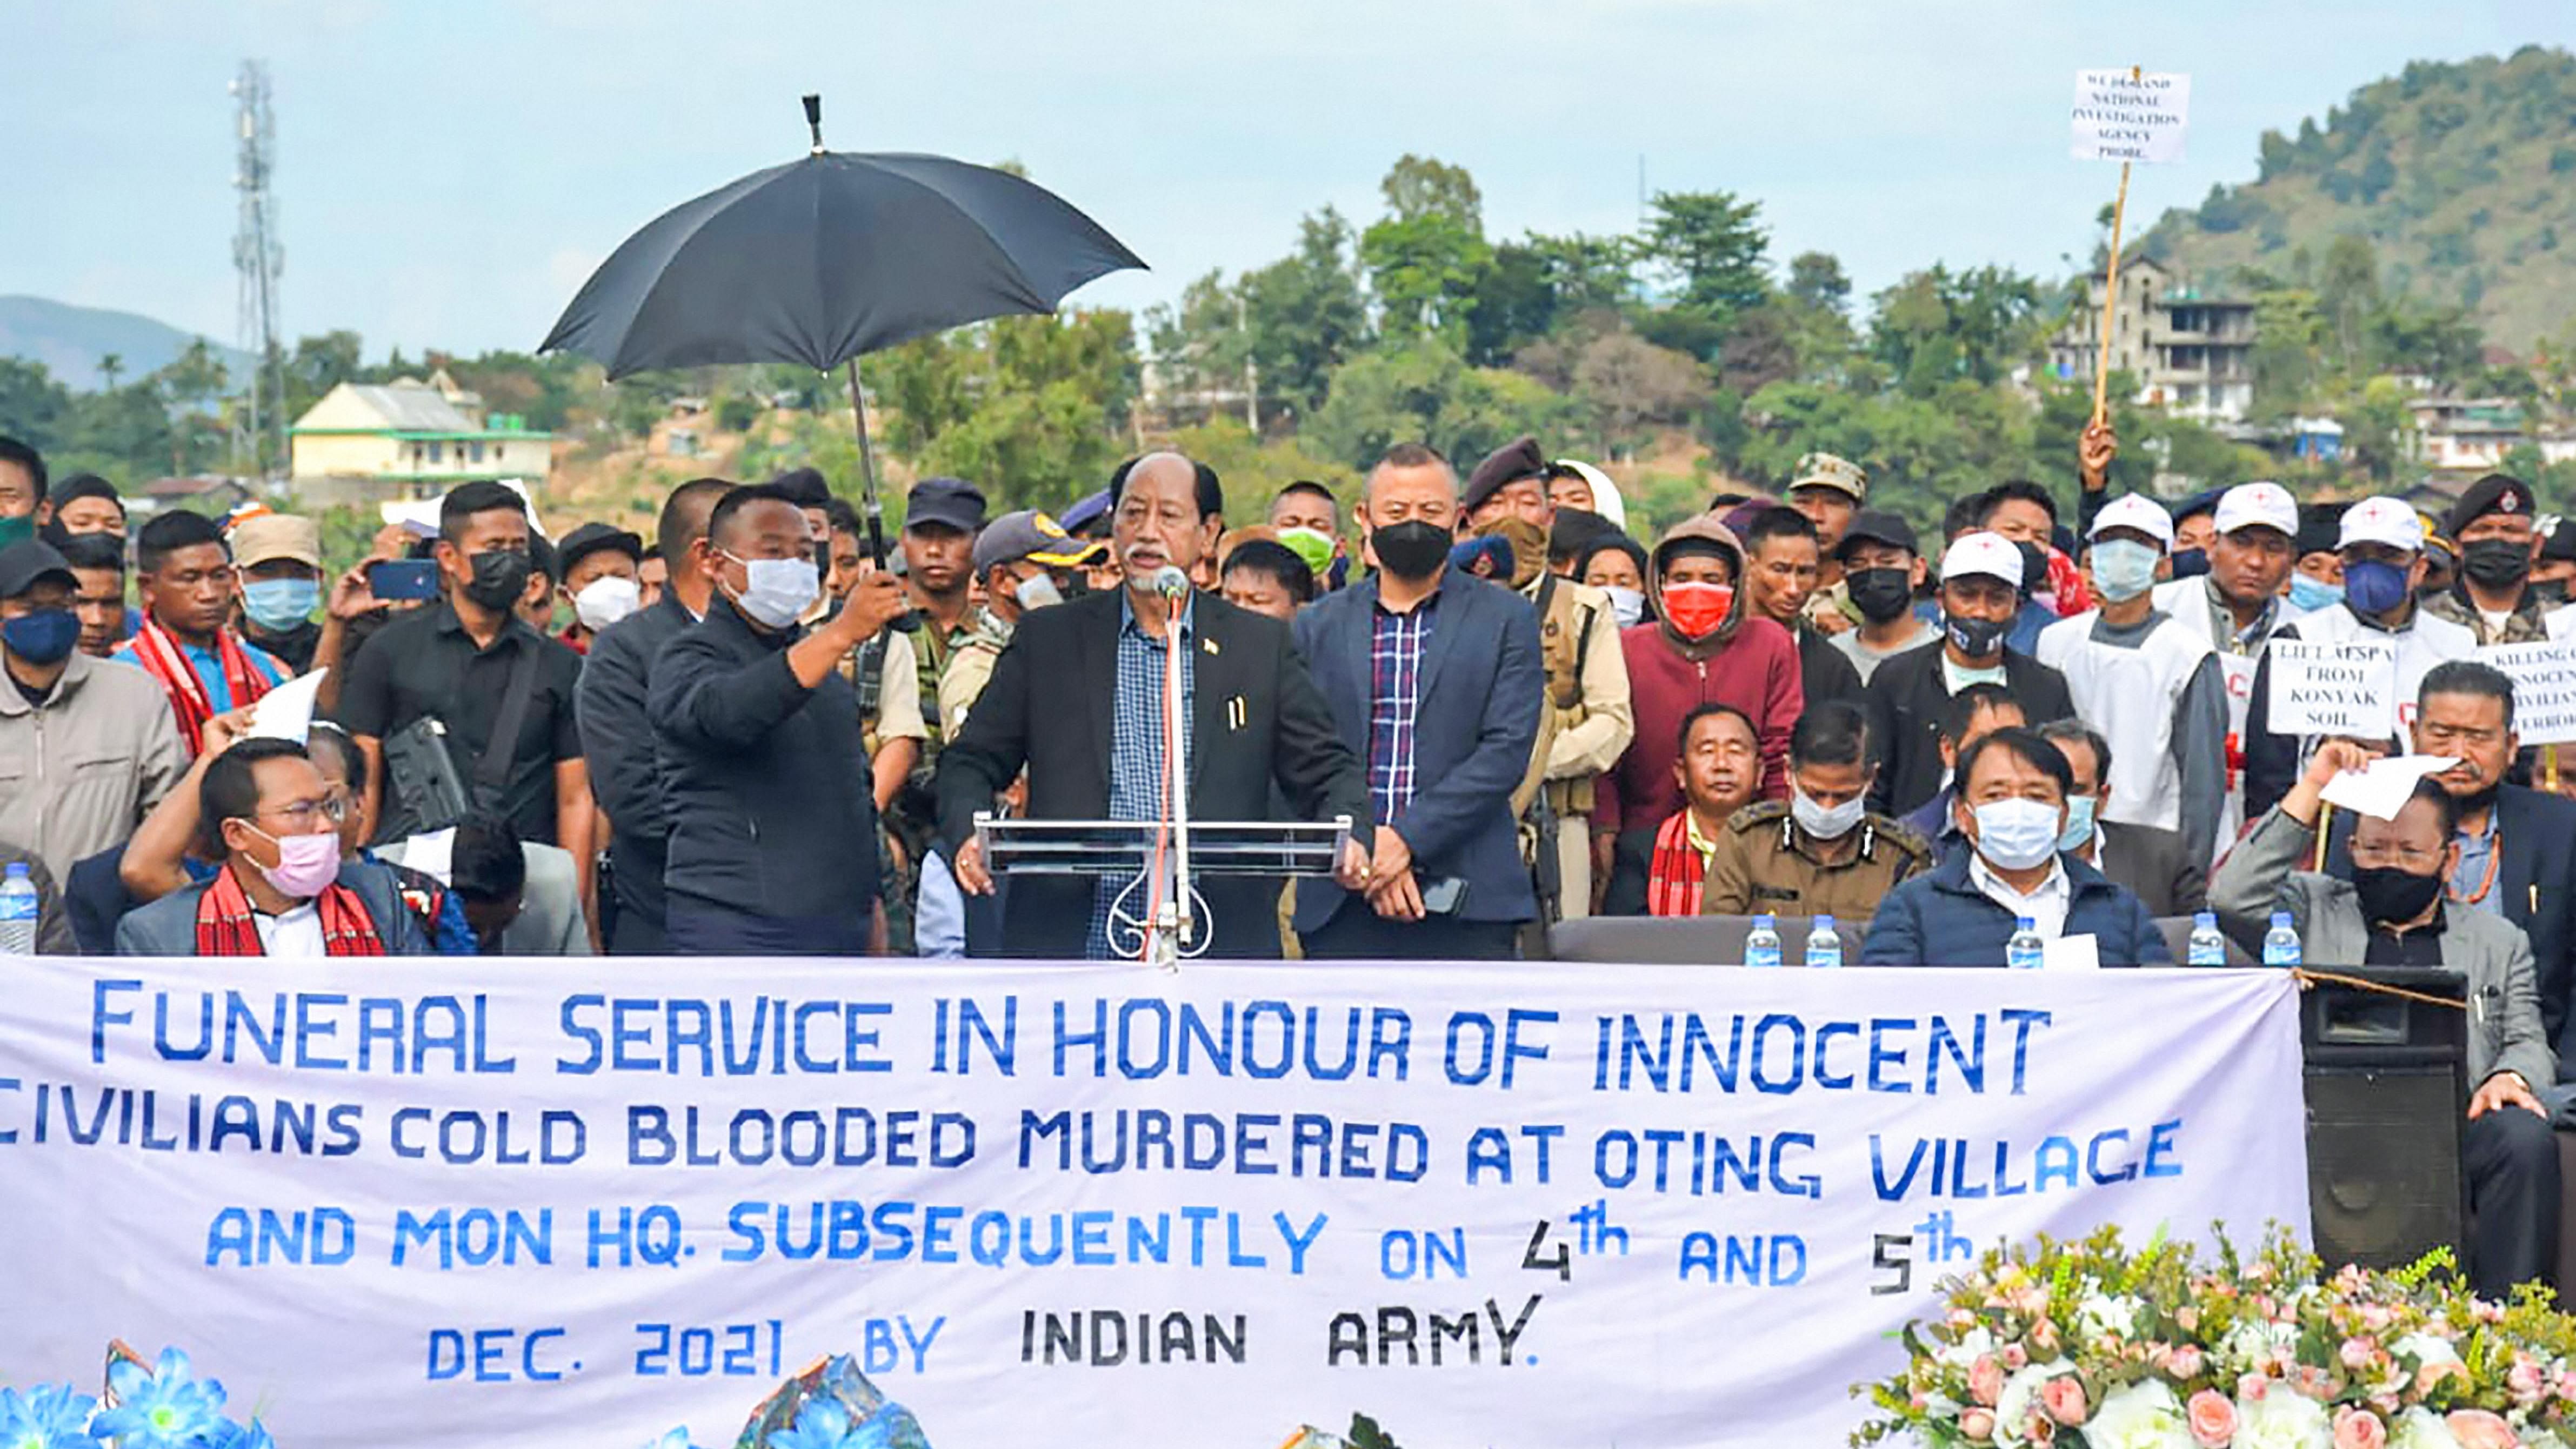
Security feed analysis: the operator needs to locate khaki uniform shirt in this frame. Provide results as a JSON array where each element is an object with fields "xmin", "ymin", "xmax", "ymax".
[
  {"xmin": 1700, "ymin": 800, "xmax": 1934, "ymax": 926},
  {"xmin": 938, "ymin": 607, "xmax": 1015, "ymax": 738},
  {"xmin": 1518, "ymin": 573, "xmax": 1633, "ymax": 818}
]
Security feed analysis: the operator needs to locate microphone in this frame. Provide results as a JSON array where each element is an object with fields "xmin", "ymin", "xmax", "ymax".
[{"xmin": 1151, "ymin": 565, "xmax": 1191, "ymax": 599}]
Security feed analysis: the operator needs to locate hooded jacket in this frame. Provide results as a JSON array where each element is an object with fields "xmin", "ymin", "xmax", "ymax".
[{"xmin": 1594, "ymin": 516, "xmax": 1803, "ymax": 838}]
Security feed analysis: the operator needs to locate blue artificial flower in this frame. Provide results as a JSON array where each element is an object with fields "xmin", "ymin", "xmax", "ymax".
[
  {"xmin": 0, "ymin": 1382, "xmax": 102, "ymax": 1449},
  {"xmin": 203, "ymin": 1421, "xmax": 272, "ymax": 1449},
  {"xmin": 643, "ymin": 1431, "xmax": 701, "ymax": 1449},
  {"xmin": 90, "ymin": 1349, "xmax": 229, "ymax": 1449},
  {"xmin": 769, "ymin": 1398, "xmax": 923, "ymax": 1449}
]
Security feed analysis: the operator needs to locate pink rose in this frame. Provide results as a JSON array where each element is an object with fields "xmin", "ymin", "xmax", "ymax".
[
  {"xmin": 2419, "ymin": 1360, "xmax": 2470, "ymax": 1396},
  {"xmin": 2444, "ymin": 1409, "xmax": 2520, "ymax": 1448},
  {"xmin": 2334, "ymin": 1406, "xmax": 2388, "ymax": 1449},
  {"xmin": 2341, "ymin": 1338, "xmax": 2377, "ymax": 1370},
  {"xmin": 2509, "ymin": 1359, "xmax": 2545, "ymax": 1399},
  {"xmin": 2003, "ymin": 1344, "xmax": 2030, "ymax": 1371},
  {"xmin": 2187, "ymin": 1388, "xmax": 2239, "ymax": 1447},
  {"xmin": 1970, "ymin": 1355, "xmax": 2004, "ymax": 1406},
  {"xmin": 2165, "ymin": 1344, "xmax": 2205, "ymax": 1380},
  {"xmin": 2176, "ymin": 1306, "xmax": 2201, "ymax": 1332},
  {"xmin": 2030, "ymin": 1318, "xmax": 2060, "ymax": 1355},
  {"xmin": 2239, "ymin": 1373, "xmax": 2272, "ymax": 1402},
  {"xmin": 1959, "ymin": 1408, "xmax": 1995, "ymax": 1443},
  {"xmin": 2042, "ymin": 1375, "xmax": 2089, "ymax": 1427}
]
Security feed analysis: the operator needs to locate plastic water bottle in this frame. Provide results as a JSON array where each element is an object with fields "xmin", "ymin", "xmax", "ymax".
[
  {"xmin": 1805, "ymin": 915, "xmax": 1843, "ymax": 969},
  {"xmin": 2263, "ymin": 911, "xmax": 2303, "ymax": 970},
  {"xmin": 1745, "ymin": 914, "xmax": 1783, "ymax": 969},
  {"xmin": 2186, "ymin": 911, "xmax": 2228, "ymax": 966},
  {"xmin": 0, "ymin": 863, "xmax": 36, "ymax": 956},
  {"xmin": 2006, "ymin": 916, "xmax": 2045, "ymax": 970}
]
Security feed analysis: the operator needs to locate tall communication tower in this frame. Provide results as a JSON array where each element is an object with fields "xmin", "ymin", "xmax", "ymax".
[{"xmin": 230, "ymin": 61, "xmax": 284, "ymax": 476}]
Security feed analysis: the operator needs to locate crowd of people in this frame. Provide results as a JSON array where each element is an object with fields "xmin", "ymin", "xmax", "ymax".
[{"xmin": 9, "ymin": 419, "xmax": 2576, "ymax": 1291}]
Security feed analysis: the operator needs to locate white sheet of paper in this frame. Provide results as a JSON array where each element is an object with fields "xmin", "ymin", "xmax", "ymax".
[
  {"xmin": 2319, "ymin": 753, "xmax": 2457, "ymax": 822},
  {"xmin": 379, "ymin": 498, "xmax": 443, "ymax": 538},
  {"xmin": 2043, "ymin": 934, "xmax": 2100, "ymax": 972},
  {"xmin": 247, "ymin": 667, "xmax": 327, "ymax": 742},
  {"xmin": 398, "ymin": 827, "xmax": 458, "ymax": 885}
]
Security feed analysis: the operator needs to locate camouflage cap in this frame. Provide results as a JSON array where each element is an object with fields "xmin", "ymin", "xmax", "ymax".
[{"xmin": 1788, "ymin": 452, "xmax": 1866, "ymax": 502}]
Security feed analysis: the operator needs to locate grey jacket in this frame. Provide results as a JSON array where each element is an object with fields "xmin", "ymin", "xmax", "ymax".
[
  {"xmin": 0, "ymin": 653, "xmax": 190, "ymax": 884},
  {"xmin": 503, "ymin": 842, "xmax": 591, "ymax": 956},
  {"xmin": 114, "ymin": 859, "xmax": 433, "ymax": 957},
  {"xmin": 2210, "ymin": 807, "xmax": 2553, "ymax": 1094}
]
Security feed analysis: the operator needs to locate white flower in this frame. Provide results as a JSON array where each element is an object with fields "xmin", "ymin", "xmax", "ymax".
[
  {"xmin": 2077, "ymin": 1292, "xmax": 2145, "ymax": 1341},
  {"xmin": 2222, "ymin": 1318, "xmax": 2300, "ymax": 1371},
  {"xmin": 2231, "ymin": 1386, "xmax": 2332, "ymax": 1449},
  {"xmin": 1993, "ymin": 1359, "xmax": 2077, "ymax": 1448},
  {"xmin": 2392, "ymin": 1333, "xmax": 2463, "ymax": 1367},
  {"xmin": 1937, "ymin": 1325, "xmax": 1998, "ymax": 1370},
  {"xmin": 2388, "ymin": 1407, "xmax": 2464, "ymax": 1449},
  {"xmin": 2083, "ymin": 1379, "xmax": 2195, "ymax": 1449}
]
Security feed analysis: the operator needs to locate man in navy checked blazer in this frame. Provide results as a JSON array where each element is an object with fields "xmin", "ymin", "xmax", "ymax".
[{"xmin": 1293, "ymin": 443, "xmax": 1545, "ymax": 959}]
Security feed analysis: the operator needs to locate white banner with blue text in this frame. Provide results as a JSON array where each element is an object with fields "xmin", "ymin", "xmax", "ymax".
[{"xmin": 0, "ymin": 959, "xmax": 2307, "ymax": 1448}]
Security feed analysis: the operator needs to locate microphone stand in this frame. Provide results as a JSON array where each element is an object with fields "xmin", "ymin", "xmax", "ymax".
[{"xmin": 1151, "ymin": 573, "xmax": 1194, "ymax": 970}]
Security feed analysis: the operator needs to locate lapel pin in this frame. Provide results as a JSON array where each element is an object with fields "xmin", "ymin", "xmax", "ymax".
[{"xmin": 1202, "ymin": 636, "xmax": 1220, "ymax": 656}]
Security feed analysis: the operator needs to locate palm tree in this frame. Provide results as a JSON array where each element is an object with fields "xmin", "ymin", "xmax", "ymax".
[{"xmin": 97, "ymin": 353, "xmax": 124, "ymax": 390}]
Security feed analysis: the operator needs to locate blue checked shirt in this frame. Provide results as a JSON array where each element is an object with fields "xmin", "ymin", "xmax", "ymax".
[
  {"xmin": 1088, "ymin": 592, "xmax": 1197, "ymax": 958},
  {"xmin": 1367, "ymin": 592, "xmax": 1439, "ymax": 825}
]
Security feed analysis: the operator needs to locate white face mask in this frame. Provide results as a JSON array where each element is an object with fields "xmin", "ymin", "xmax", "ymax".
[
  {"xmin": 1791, "ymin": 786, "xmax": 1866, "ymax": 841},
  {"xmin": 1014, "ymin": 573, "xmax": 1065, "ymax": 611},
  {"xmin": 1604, "ymin": 584, "xmax": 1647, "ymax": 629},
  {"xmin": 572, "ymin": 575, "xmax": 640, "ymax": 633},
  {"xmin": 724, "ymin": 553, "xmax": 821, "ymax": 629}
]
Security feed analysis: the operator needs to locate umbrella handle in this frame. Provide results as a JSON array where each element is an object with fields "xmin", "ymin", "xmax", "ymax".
[
  {"xmin": 846, "ymin": 358, "xmax": 920, "ymax": 634},
  {"xmin": 803, "ymin": 94, "xmax": 825, "ymax": 156}
]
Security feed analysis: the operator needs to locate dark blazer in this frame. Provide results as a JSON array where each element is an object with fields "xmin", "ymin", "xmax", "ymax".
[
  {"xmin": 1859, "ymin": 848, "xmax": 2171, "ymax": 967},
  {"xmin": 1864, "ymin": 639, "xmax": 2077, "ymax": 819},
  {"xmin": 2320, "ymin": 783, "xmax": 2576, "ymax": 1077},
  {"xmin": 575, "ymin": 592, "xmax": 696, "ymax": 931},
  {"xmin": 115, "ymin": 859, "xmax": 433, "ymax": 956},
  {"xmin": 936, "ymin": 589, "xmax": 1370, "ymax": 958},
  {"xmin": 1291, "ymin": 569, "xmax": 1544, "ymax": 932},
  {"xmin": 2096, "ymin": 819, "xmax": 2208, "ymax": 917},
  {"xmin": 648, "ymin": 595, "xmax": 878, "ymax": 925}
]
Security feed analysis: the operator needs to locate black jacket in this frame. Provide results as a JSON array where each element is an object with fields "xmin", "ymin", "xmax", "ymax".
[
  {"xmin": 2320, "ymin": 783, "xmax": 2576, "ymax": 1078},
  {"xmin": 1292, "ymin": 569, "xmax": 1545, "ymax": 931},
  {"xmin": 1863, "ymin": 639, "xmax": 2077, "ymax": 819},
  {"xmin": 936, "ymin": 589, "xmax": 1370, "ymax": 958},
  {"xmin": 648, "ymin": 596, "xmax": 878, "ymax": 924},
  {"xmin": 576, "ymin": 593, "xmax": 696, "ymax": 927},
  {"xmin": 1799, "ymin": 623, "xmax": 1866, "ymax": 711}
]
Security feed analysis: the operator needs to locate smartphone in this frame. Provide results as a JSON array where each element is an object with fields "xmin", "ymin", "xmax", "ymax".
[
  {"xmin": 368, "ymin": 559, "xmax": 441, "ymax": 601},
  {"xmin": 1420, "ymin": 877, "xmax": 1470, "ymax": 916}
]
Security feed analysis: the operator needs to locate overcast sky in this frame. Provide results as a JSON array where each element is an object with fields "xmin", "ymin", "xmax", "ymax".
[{"xmin": 9, "ymin": 0, "xmax": 2575, "ymax": 362}]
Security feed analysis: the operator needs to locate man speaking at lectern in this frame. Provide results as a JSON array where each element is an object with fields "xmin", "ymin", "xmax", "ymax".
[{"xmin": 937, "ymin": 452, "xmax": 1372, "ymax": 958}]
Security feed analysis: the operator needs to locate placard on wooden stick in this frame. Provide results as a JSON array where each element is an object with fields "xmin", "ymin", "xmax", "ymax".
[{"xmin": 2072, "ymin": 68, "xmax": 2192, "ymax": 424}]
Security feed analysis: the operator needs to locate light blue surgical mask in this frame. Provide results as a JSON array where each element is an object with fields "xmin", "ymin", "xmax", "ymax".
[
  {"xmin": 1972, "ymin": 797, "xmax": 2065, "ymax": 872},
  {"xmin": 2088, "ymin": 538, "xmax": 2161, "ymax": 604},
  {"xmin": 2057, "ymin": 794, "xmax": 2098, "ymax": 854},
  {"xmin": 2287, "ymin": 572, "xmax": 2344, "ymax": 613},
  {"xmin": 242, "ymin": 577, "xmax": 319, "ymax": 632}
]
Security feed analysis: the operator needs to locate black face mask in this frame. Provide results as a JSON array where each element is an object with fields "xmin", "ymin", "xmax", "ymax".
[
  {"xmin": 2014, "ymin": 541, "xmax": 2049, "ymax": 599},
  {"xmin": 2532, "ymin": 578, "xmax": 2568, "ymax": 607},
  {"xmin": 2167, "ymin": 547, "xmax": 2211, "ymax": 581},
  {"xmin": 2460, "ymin": 538, "xmax": 2532, "ymax": 591},
  {"xmin": 2352, "ymin": 865, "xmax": 2444, "ymax": 927},
  {"xmin": 462, "ymin": 549, "xmax": 534, "ymax": 612},
  {"xmin": 1372, "ymin": 520, "xmax": 1453, "ymax": 582},
  {"xmin": 1944, "ymin": 613, "xmax": 2010, "ymax": 659},
  {"xmin": 1847, "ymin": 567, "xmax": 1915, "ymax": 624}
]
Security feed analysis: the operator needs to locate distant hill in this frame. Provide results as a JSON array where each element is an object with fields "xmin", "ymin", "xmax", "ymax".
[
  {"xmin": 2140, "ymin": 46, "xmax": 2576, "ymax": 355},
  {"xmin": 0, "ymin": 296, "xmax": 253, "ymax": 391}
]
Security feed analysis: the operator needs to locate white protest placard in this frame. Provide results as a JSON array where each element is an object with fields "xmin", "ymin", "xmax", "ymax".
[
  {"xmin": 246, "ymin": 667, "xmax": 326, "ymax": 742},
  {"xmin": 2266, "ymin": 638, "xmax": 2399, "ymax": 737},
  {"xmin": 2320, "ymin": 754, "xmax": 2458, "ymax": 822},
  {"xmin": 2071, "ymin": 69, "xmax": 2191, "ymax": 164},
  {"xmin": 2479, "ymin": 639, "xmax": 2576, "ymax": 745},
  {"xmin": 0, "ymin": 958, "xmax": 2306, "ymax": 1449}
]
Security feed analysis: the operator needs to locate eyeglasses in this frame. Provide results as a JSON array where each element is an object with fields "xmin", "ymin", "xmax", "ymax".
[{"xmin": 257, "ymin": 796, "xmax": 349, "ymax": 830}]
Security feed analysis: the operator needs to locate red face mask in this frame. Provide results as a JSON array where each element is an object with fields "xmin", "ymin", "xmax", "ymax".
[{"xmin": 1663, "ymin": 580, "xmax": 1734, "ymax": 640}]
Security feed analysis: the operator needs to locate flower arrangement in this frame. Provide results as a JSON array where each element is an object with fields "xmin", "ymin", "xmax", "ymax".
[
  {"xmin": 1854, "ymin": 1226, "xmax": 2576, "ymax": 1449},
  {"xmin": 643, "ymin": 1352, "xmax": 929, "ymax": 1449},
  {"xmin": 1, "ymin": 1346, "xmax": 273, "ymax": 1449}
]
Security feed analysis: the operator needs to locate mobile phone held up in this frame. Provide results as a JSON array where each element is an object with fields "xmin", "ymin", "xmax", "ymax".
[{"xmin": 368, "ymin": 559, "xmax": 441, "ymax": 602}]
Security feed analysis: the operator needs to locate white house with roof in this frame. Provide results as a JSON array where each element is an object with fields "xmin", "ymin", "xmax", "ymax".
[{"xmin": 288, "ymin": 370, "xmax": 553, "ymax": 503}]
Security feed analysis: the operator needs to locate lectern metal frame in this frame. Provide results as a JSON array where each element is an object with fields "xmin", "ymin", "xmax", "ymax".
[{"xmin": 972, "ymin": 812, "xmax": 1354, "ymax": 967}]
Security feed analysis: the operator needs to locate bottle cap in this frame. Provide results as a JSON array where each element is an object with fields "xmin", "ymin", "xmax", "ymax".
[
  {"xmin": 1814, "ymin": 914, "xmax": 1835, "ymax": 927},
  {"xmin": 2016, "ymin": 916, "xmax": 2035, "ymax": 930},
  {"xmin": 2194, "ymin": 911, "xmax": 2215, "ymax": 927},
  {"xmin": 2270, "ymin": 911, "xmax": 2293, "ymax": 926},
  {"xmin": 1752, "ymin": 914, "xmax": 1775, "ymax": 927},
  {"xmin": 2, "ymin": 862, "xmax": 23, "ymax": 878}
]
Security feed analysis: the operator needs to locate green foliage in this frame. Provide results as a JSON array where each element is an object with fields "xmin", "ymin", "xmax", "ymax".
[
  {"xmin": 1306, "ymin": 340, "xmax": 1577, "ymax": 473},
  {"xmin": 1869, "ymin": 265, "xmax": 2047, "ymax": 395},
  {"xmin": 866, "ymin": 310, "xmax": 1140, "ymax": 515},
  {"xmin": 1347, "ymin": 1413, "xmax": 1400, "ymax": 1449},
  {"xmin": 1163, "ymin": 417, "xmax": 1353, "ymax": 525}
]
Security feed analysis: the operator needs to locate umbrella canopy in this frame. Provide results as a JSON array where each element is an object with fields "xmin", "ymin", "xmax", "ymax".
[{"xmin": 541, "ymin": 149, "xmax": 1145, "ymax": 379}]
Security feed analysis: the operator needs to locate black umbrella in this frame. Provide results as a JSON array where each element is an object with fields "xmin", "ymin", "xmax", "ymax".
[{"xmin": 541, "ymin": 96, "xmax": 1146, "ymax": 564}]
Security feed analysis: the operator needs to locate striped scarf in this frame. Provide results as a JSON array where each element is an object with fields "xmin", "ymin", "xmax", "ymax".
[
  {"xmin": 128, "ymin": 615, "xmax": 272, "ymax": 757},
  {"xmin": 193, "ymin": 862, "xmax": 387, "ymax": 957},
  {"xmin": 1645, "ymin": 811, "xmax": 1710, "ymax": 918}
]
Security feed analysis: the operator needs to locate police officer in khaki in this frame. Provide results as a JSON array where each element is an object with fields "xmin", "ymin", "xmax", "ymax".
[
  {"xmin": 1462, "ymin": 437, "xmax": 1634, "ymax": 922},
  {"xmin": 1703, "ymin": 699, "xmax": 1930, "ymax": 924}
]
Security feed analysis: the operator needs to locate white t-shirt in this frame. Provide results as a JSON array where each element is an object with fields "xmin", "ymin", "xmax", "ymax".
[
  {"xmin": 252, "ymin": 902, "xmax": 329, "ymax": 956},
  {"xmin": 1968, "ymin": 854, "xmax": 2071, "ymax": 940}
]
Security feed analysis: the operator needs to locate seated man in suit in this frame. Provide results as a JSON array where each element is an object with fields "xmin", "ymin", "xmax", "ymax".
[
  {"xmin": 2034, "ymin": 719, "xmax": 2207, "ymax": 917},
  {"xmin": 1292, "ymin": 443, "xmax": 1544, "ymax": 958},
  {"xmin": 2209, "ymin": 739, "xmax": 2557, "ymax": 1299},
  {"xmin": 116, "ymin": 737, "xmax": 430, "ymax": 956},
  {"xmin": 1861, "ymin": 726, "xmax": 2168, "ymax": 967},
  {"xmin": 941, "ymin": 451, "xmax": 1372, "ymax": 958}
]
